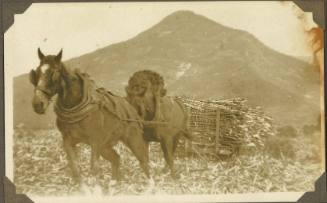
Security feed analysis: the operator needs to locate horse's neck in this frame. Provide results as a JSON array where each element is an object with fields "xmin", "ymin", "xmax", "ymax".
[{"xmin": 58, "ymin": 66, "xmax": 84, "ymax": 108}]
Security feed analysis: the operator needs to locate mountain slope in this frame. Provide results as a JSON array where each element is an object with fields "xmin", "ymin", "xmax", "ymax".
[{"xmin": 14, "ymin": 10, "xmax": 320, "ymax": 129}]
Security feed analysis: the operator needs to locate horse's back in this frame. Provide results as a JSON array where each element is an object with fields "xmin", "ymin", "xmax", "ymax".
[
  {"xmin": 142, "ymin": 97, "xmax": 187, "ymax": 141},
  {"xmin": 97, "ymin": 89, "xmax": 141, "ymax": 124},
  {"xmin": 161, "ymin": 97, "xmax": 187, "ymax": 129}
]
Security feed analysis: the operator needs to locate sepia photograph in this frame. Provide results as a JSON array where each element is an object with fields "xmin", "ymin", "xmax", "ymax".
[{"xmin": 3, "ymin": 1, "xmax": 325, "ymax": 202}]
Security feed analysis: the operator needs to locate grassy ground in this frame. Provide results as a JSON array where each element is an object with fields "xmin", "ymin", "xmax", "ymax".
[{"xmin": 13, "ymin": 128, "xmax": 322, "ymax": 196}]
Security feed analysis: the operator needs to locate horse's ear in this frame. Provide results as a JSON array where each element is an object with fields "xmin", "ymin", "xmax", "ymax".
[
  {"xmin": 55, "ymin": 49, "xmax": 63, "ymax": 62},
  {"xmin": 38, "ymin": 48, "xmax": 45, "ymax": 61},
  {"xmin": 29, "ymin": 69, "xmax": 37, "ymax": 86}
]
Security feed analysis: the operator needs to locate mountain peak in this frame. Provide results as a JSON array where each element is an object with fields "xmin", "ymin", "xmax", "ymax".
[
  {"xmin": 160, "ymin": 10, "xmax": 220, "ymax": 26},
  {"xmin": 14, "ymin": 10, "xmax": 319, "ymax": 128},
  {"xmin": 140, "ymin": 10, "xmax": 226, "ymax": 39},
  {"xmin": 168, "ymin": 10, "xmax": 198, "ymax": 17}
]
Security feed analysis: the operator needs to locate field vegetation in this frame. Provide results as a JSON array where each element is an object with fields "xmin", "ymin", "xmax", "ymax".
[{"xmin": 13, "ymin": 126, "xmax": 322, "ymax": 196}]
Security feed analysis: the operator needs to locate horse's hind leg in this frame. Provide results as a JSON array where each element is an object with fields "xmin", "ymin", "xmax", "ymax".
[
  {"xmin": 101, "ymin": 146, "xmax": 121, "ymax": 180},
  {"xmin": 126, "ymin": 130, "xmax": 150, "ymax": 178},
  {"xmin": 160, "ymin": 136, "xmax": 177, "ymax": 179},
  {"xmin": 173, "ymin": 136, "xmax": 180, "ymax": 154}
]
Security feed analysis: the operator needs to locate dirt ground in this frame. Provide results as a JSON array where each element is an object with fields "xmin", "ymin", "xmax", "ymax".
[{"xmin": 13, "ymin": 128, "xmax": 322, "ymax": 196}]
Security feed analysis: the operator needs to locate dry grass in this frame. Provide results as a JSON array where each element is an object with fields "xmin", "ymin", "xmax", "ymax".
[{"xmin": 13, "ymin": 128, "xmax": 321, "ymax": 196}]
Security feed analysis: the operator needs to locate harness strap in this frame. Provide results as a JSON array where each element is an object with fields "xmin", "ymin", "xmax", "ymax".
[
  {"xmin": 35, "ymin": 86, "xmax": 53, "ymax": 97},
  {"xmin": 54, "ymin": 71, "xmax": 144, "ymax": 129},
  {"xmin": 54, "ymin": 71, "xmax": 99, "ymax": 123}
]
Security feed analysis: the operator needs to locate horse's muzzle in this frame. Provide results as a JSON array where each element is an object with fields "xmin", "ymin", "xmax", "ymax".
[
  {"xmin": 33, "ymin": 102, "xmax": 46, "ymax": 114},
  {"xmin": 32, "ymin": 93, "xmax": 49, "ymax": 114}
]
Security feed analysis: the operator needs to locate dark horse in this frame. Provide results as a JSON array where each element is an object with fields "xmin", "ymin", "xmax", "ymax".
[
  {"xmin": 148, "ymin": 97, "xmax": 191, "ymax": 178},
  {"xmin": 29, "ymin": 48, "xmax": 150, "ymax": 182},
  {"xmin": 126, "ymin": 70, "xmax": 191, "ymax": 178}
]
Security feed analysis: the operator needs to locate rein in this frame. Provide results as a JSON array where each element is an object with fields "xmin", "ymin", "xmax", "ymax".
[
  {"xmin": 53, "ymin": 71, "xmax": 138, "ymax": 125},
  {"xmin": 53, "ymin": 71, "xmax": 188, "ymax": 135},
  {"xmin": 35, "ymin": 86, "xmax": 54, "ymax": 99},
  {"xmin": 122, "ymin": 97, "xmax": 190, "ymax": 134}
]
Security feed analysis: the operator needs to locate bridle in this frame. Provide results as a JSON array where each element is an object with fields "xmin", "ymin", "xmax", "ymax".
[
  {"xmin": 35, "ymin": 86, "xmax": 53, "ymax": 97},
  {"xmin": 34, "ymin": 69, "xmax": 61, "ymax": 103}
]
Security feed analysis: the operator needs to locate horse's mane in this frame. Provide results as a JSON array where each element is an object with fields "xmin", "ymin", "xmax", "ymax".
[
  {"xmin": 72, "ymin": 68, "xmax": 117, "ymax": 97},
  {"xmin": 125, "ymin": 70, "xmax": 167, "ymax": 97}
]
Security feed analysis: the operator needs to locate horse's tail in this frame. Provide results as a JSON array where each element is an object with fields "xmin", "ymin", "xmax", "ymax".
[
  {"xmin": 181, "ymin": 129, "xmax": 193, "ymax": 140},
  {"xmin": 173, "ymin": 97, "xmax": 193, "ymax": 140}
]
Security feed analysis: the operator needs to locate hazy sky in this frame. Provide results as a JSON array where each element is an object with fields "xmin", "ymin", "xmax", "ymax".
[{"xmin": 4, "ymin": 1, "xmax": 317, "ymax": 77}]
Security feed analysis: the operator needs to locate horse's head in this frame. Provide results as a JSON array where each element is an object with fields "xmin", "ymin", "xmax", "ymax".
[
  {"xmin": 125, "ymin": 80, "xmax": 156, "ymax": 119},
  {"xmin": 29, "ymin": 48, "xmax": 64, "ymax": 114}
]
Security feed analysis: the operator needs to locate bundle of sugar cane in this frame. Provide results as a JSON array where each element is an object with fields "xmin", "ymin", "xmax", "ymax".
[{"xmin": 175, "ymin": 97, "xmax": 276, "ymax": 158}]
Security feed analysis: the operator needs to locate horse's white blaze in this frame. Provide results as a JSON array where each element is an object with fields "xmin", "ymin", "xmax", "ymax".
[
  {"xmin": 35, "ymin": 89, "xmax": 48, "ymax": 99},
  {"xmin": 40, "ymin": 64, "xmax": 50, "ymax": 73},
  {"xmin": 37, "ymin": 77, "xmax": 46, "ymax": 87},
  {"xmin": 37, "ymin": 64, "xmax": 50, "ymax": 87}
]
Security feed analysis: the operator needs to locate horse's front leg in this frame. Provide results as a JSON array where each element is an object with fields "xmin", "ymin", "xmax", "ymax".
[
  {"xmin": 160, "ymin": 135, "xmax": 178, "ymax": 179},
  {"xmin": 63, "ymin": 136, "xmax": 81, "ymax": 183},
  {"xmin": 90, "ymin": 143, "xmax": 101, "ymax": 175}
]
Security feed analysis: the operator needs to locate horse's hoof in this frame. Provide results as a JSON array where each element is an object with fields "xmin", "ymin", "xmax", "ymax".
[
  {"xmin": 112, "ymin": 172, "xmax": 121, "ymax": 181},
  {"xmin": 90, "ymin": 165, "xmax": 101, "ymax": 175},
  {"xmin": 148, "ymin": 177, "xmax": 155, "ymax": 186},
  {"xmin": 72, "ymin": 175, "xmax": 82, "ymax": 185},
  {"xmin": 109, "ymin": 180, "xmax": 118, "ymax": 186},
  {"xmin": 90, "ymin": 169, "xmax": 99, "ymax": 177},
  {"xmin": 171, "ymin": 172, "xmax": 180, "ymax": 180},
  {"xmin": 143, "ymin": 178, "xmax": 155, "ymax": 194},
  {"xmin": 161, "ymin": 166, "xmax": 169, "ymax": 173}
]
